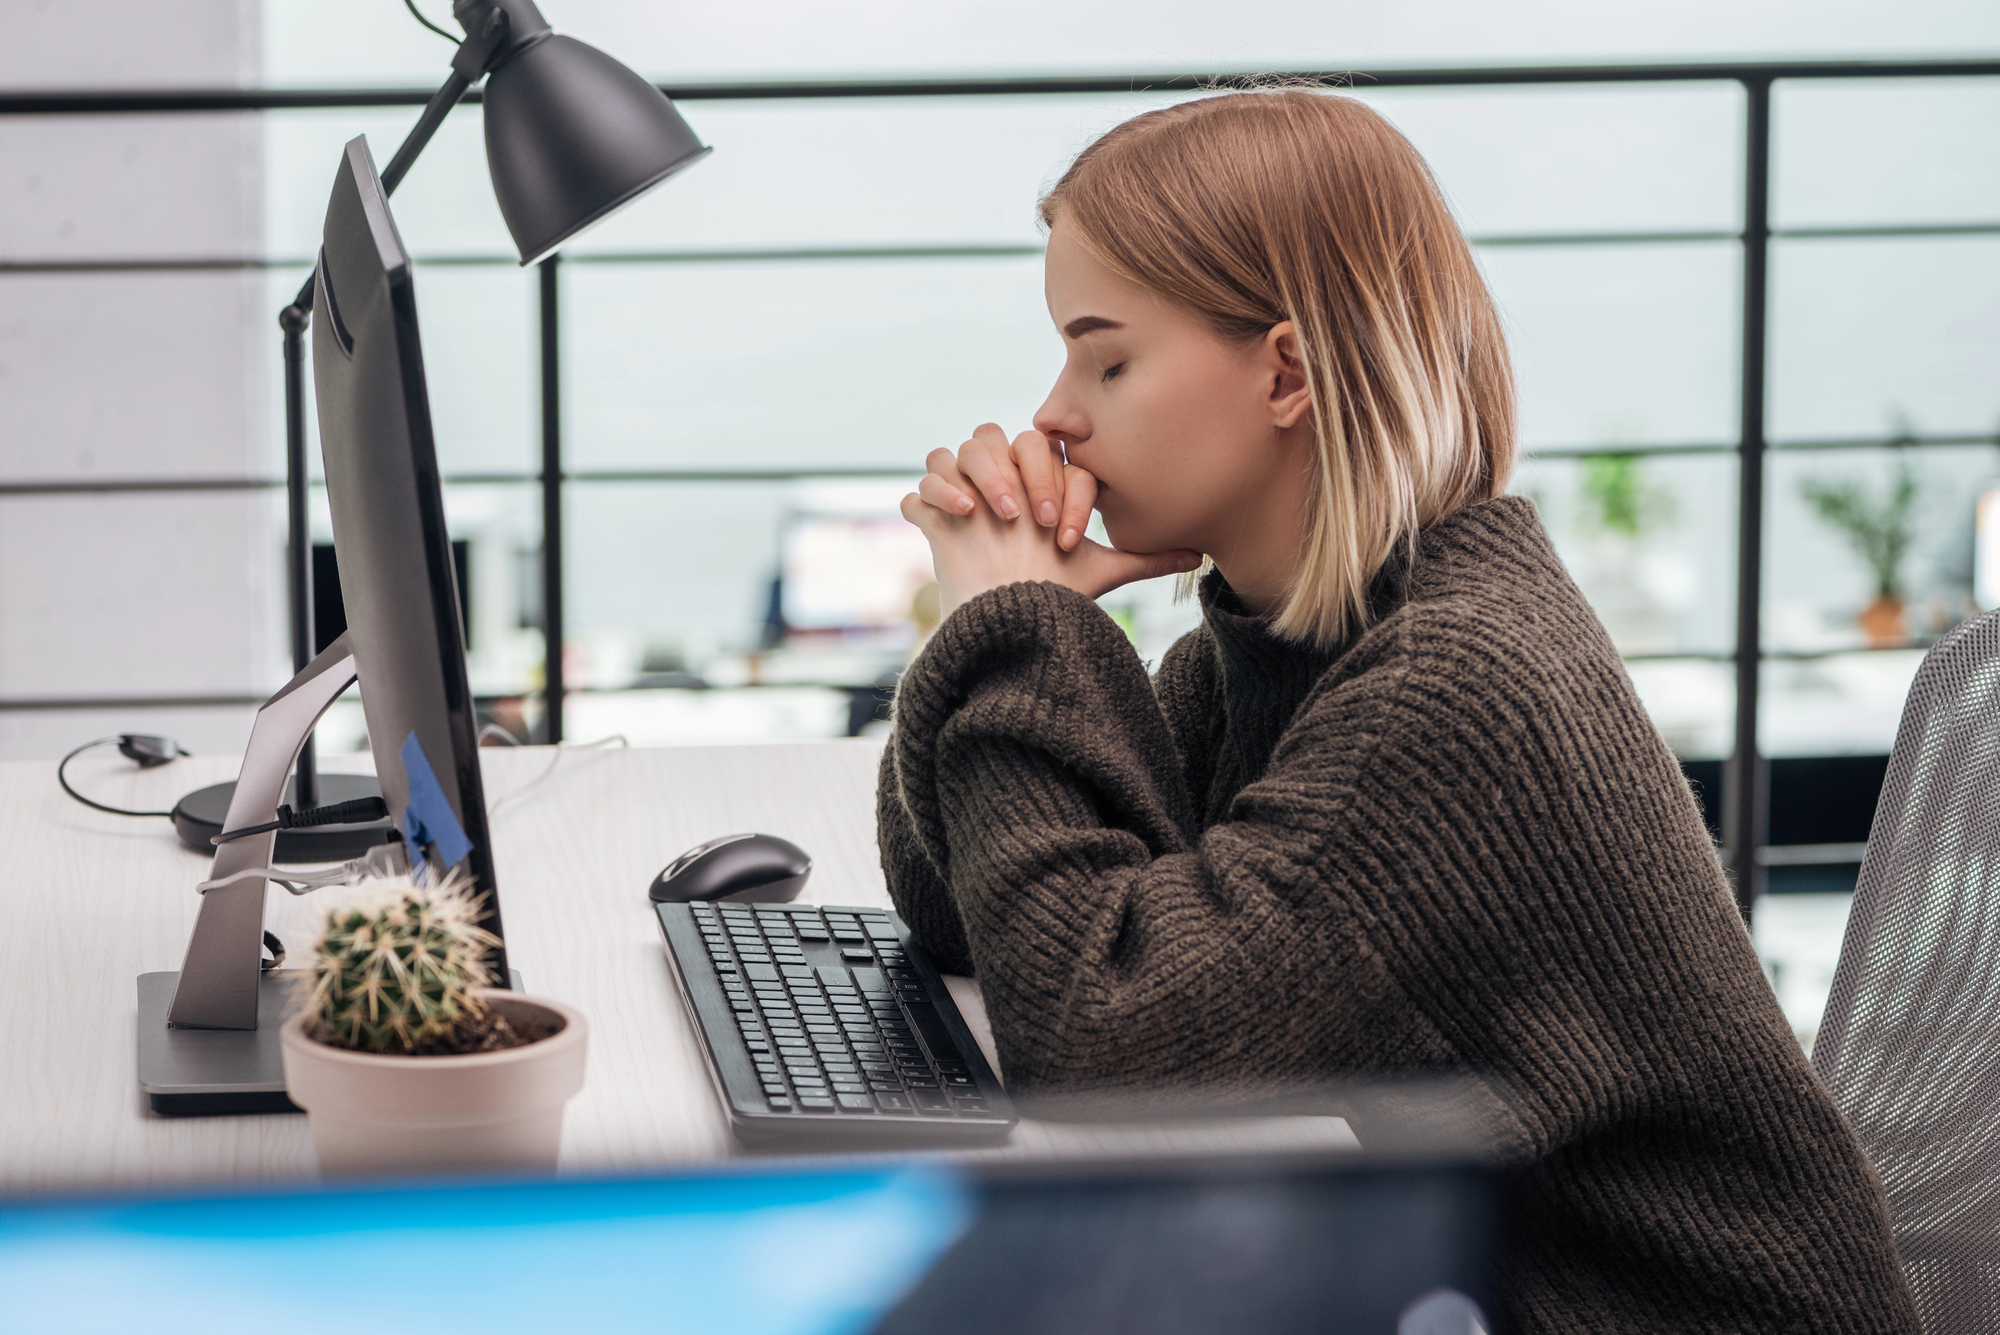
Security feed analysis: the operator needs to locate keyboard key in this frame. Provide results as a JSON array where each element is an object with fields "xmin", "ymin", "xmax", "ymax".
[
  {"xmin": 836, "ymin": 1092, "xmax": 873, "ymax": 1111},
  {"xmin": 766, "ymin": 1096, "xmax": 793, "ymax": 1110},
  {"xmin": 831, "ymin": 1081, "xmax": 869, "ymax": 1094},
  {"xmin": 941, "ymin": 1074, "xmax": 976, "ymax": 1088},
  {"xmin": 912, "ymin": 1089, "xmax": 952, "ymax": 1111},
  {"xmin": 874, "ymin": 1091, "xmax": 913, "ymax": 1113},
  {"xmin": 743, "ymin": 964, "xmax": 779, "ymax": 982},
  {"xmin": 799, "ymin": 1096, "xmax": 836, "ymax": 1111},
  {"xmin": 901, "ymin": 1001, "xmax": 967, "ymax": 1064}
]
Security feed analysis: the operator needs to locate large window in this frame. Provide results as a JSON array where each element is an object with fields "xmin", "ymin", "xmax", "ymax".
[{"xmin": 5, "ymin": 12, "xmax": 1998, "ymax": 1044}]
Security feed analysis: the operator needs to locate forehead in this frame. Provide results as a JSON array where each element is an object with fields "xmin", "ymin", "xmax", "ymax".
[{"xmin": 1043, "ymin": 223, "xmax": 1153, "ymax": 324}]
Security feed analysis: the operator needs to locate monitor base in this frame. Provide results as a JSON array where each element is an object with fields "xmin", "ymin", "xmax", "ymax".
[
  {"xmin": 138, "ymin": 967, "xmax": 524, "ymax": 1118},
  {"xmin": 172, "ymin": 773, "xmax": 394, "ymax": 862}
]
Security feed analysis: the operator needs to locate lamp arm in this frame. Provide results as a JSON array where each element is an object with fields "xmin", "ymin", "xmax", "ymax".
[
  {"xmin": 379, "ymin": 67, "xmax": 475, "ymax": 199},
  {"xmin": 285, "ymin": 66, "xmax": 484, "ymax": 315}
]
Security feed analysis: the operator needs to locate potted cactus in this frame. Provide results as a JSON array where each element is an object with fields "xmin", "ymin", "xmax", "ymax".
[{"xmin": 279, "ymin": 871, "xmax": 587, "ymax": 1177}]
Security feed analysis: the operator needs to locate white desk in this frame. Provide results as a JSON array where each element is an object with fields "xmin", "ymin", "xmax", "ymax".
[{"xmin": 0, "ymin": 739, "xmax": 1352, "ymax": 1194}]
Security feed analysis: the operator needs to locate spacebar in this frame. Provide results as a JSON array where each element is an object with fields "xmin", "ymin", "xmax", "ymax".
[{"xmin": 901, "ymin": 1000, "xmax": 964, "ymax": 1065}]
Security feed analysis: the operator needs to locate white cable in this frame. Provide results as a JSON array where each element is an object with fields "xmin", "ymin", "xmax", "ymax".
[
  {"xmin": 196, "ymin": 841, "xmax": 410, "ymax": 896},
  {"xmin": 487, "ymin": 734, "xmax": 629, "ymax": 816},
  {"xmin": 195, "ymin": 734, "xmax": 630, "ymax": 892}
]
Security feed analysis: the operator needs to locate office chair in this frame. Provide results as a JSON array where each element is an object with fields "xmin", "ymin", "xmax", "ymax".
[{"xmin": 1812, "ymin": 608, "xmax": 2000, "ymax": 1333}]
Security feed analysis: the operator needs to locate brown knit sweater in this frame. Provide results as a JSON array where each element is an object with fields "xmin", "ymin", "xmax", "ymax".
[{"xmin": 877, "ymin": 496, "xmax": 1918, "ymax": 1334}]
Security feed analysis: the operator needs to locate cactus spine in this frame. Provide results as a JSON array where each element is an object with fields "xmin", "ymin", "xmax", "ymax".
[{"xmin": 305, "ymin": 870, "xmax": 500, "ymax": 1055}]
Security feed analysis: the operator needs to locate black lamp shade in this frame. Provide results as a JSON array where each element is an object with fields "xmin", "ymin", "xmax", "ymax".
[{"xmin": 484, "ymin": 34, "xmax": 711, "ymax": 265}]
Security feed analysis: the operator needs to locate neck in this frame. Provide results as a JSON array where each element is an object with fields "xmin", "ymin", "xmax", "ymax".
[{"xmin": 1205, "ymin": 435, "xmax": 1313, "ymax": 618}]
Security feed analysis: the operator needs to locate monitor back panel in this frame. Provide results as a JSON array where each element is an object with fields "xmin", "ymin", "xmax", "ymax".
[{"xmin": 311, "ymin": 135, "xmax": 505, "ymax": 974}]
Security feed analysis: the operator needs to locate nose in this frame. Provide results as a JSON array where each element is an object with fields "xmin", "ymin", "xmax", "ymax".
[{"xmin": 1033, "ymin": 386, "xmax": 1089, "ymax": 456}]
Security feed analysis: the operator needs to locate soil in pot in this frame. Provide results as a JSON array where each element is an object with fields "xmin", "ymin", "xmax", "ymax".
[{"xmin": 306, "ymin": 1001, "xmax": 563, "ymax": 1058}]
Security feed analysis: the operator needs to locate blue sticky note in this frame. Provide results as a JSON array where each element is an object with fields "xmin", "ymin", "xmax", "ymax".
[{"xmin": 400, "ymin": 731, "xmax": 474, "ymax": 871}]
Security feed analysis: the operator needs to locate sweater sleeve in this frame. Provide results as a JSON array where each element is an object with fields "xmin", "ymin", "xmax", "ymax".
[
  {"xmin": 877, "ymin": 739, "xmax": 974, "ymax": 973},
  {"xmin": 882, "ymin": 608, "xmax": 1219, "ymax": 976},
  {"xmin": 885, "ymin": 580, "xmax": 1455, "ymax": 1103}
]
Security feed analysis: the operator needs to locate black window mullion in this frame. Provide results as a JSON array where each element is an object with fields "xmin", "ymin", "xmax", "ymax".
[{"xmin": 1727, "ymin": 76, "xmax": 1775, "ymax": 918}]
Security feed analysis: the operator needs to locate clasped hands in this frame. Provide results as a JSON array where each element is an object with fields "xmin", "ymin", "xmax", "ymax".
[{"xmin": 900, "ymin": 424, "xmax": 1203, "ymax": 618}]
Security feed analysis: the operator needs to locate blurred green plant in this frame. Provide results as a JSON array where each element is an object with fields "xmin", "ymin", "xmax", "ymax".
[
  {"xmin": 1577, "ymin": 452, "xmax": 1673, "ymax": 537},
  {"xmin": 1799, "ymin": 462, "xmax": 1919, "ymax": 601}
]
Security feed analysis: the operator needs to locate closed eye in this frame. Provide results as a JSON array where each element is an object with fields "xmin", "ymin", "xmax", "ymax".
[{"xmin": 1099, "ymin": 362, "xmax": 1126, "ymax": 383}]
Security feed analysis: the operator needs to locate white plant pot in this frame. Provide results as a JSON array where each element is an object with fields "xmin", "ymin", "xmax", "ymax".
[{"xmin": 280, "ymin": 989, "xmax": 587, "ymax": 1178}]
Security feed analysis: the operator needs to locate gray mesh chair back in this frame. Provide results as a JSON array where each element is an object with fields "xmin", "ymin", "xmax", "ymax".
[{"xmin": 1813, "ymin": 609, "xmax": 2000, "ymax": 1331}]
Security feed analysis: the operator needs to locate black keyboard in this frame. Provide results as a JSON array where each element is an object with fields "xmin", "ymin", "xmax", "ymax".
[{"xmin": 654, "ymin": 901, "xmax": 1017, "ymax": 1147}]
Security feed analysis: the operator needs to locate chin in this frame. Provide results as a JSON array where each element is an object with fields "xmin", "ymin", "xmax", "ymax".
[{"xmin": 1102, "ymin": 517, "xmax": 1170, "ymax": 556}]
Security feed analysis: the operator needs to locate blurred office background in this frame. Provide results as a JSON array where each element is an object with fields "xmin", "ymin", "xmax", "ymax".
[{"xmin": 3, "ymin": 0, "xmax": 1998, "ymax": 1046}]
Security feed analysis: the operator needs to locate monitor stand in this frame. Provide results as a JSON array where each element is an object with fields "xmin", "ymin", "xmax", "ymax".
[
  {"xmin": 137, "ymin": 968, "xmax": 524, "ymax": 1117},
  {"xmin": 136, "ymin": 630, "xmax": 517, "ymax": 1116},
  {"xmin": 137, "ymin": 632, "xmax": 366, "ymax": 1115}
]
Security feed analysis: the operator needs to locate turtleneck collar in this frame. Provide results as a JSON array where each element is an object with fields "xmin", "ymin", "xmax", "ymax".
[{"xmin": 1190, "ymin": 534, "xmax": 1420, "ymax": 820}]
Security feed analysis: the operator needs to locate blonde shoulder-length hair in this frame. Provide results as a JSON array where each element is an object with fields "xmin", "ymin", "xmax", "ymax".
[{"xmin": 1039, "ymin": 89, "xmax": 1517, "ymax": 648}]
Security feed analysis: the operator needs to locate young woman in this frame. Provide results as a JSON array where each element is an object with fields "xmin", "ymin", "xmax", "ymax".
[{"xmin": 879, "ymin": 91, "xmax": 1917, "ymax": 1333}]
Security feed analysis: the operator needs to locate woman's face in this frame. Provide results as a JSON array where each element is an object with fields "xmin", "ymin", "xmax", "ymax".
[{"xmin": 1033, "ymin": 222, "xmax": 1308, "ymax": 560}]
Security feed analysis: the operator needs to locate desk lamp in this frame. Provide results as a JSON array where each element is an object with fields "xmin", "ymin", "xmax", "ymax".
[{"xmin": 170, "ymin": 0, "xmax": 710, "ymax": 858}]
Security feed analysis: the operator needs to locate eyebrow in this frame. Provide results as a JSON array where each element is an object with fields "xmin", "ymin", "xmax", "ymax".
[{"xmin": 1063, "ymin": 315, "xmax": 1124, "ymax": 339}]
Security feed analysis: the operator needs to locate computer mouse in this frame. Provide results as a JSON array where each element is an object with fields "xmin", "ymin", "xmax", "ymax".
[{"xmin": 648, "ymin": 832, "xmax": 812, "ymax": 904}]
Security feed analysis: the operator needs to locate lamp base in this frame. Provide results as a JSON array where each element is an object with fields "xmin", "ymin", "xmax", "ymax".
[{"xmin": 172, "ymin": 773, "xmax": 394, "ymax": 862}]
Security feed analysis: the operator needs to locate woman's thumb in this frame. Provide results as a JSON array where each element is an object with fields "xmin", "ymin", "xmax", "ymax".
[{"xmin": 1086, "ymin": 543, "xmax": 1204, "ymax": 594}]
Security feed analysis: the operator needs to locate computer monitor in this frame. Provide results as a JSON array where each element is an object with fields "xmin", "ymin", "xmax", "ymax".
[
  {"xmin": 0, "ymin": 1153, "xmax": 1499, "ymax": 1335},
  {"xmin": 143, "ymin": 137, "xmax": 520, "ymax": 1102},
  {"xmin": 310, "ymin": 134, "xmax": 508, "ymax": 983},
  {"xmin": 779, "ymin": 512, "xmax": 936, "ymax": 639}
]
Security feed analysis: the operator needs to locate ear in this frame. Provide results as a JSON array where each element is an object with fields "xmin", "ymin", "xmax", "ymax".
[{"xmin": 1262, "ymin": 321, "xmax": 1312, "ymax": 429}]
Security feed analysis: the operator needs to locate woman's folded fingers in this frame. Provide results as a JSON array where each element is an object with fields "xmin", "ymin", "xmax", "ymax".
[
  {"xmin": 958, "ymin": 425, "xmax": 1026, "ymax": 520},
  {"xmin": 1056, "ymin": 465, "xmax": 1098, "ymax": 552},
  {"xmin": 917, "ymin": 470, "xmax": 976, "ymax": 516},
  {"xmin": 1011, "ymin": 431, "xmax": 1065, "ymax": 528}
]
